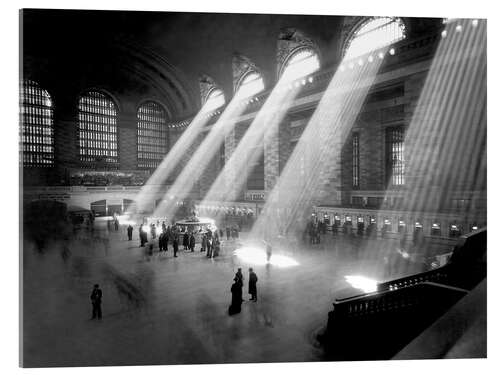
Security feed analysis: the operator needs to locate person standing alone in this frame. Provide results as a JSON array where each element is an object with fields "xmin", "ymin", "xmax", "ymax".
[
  {"xmin": 90, "ymin": 284, "xmax": 103, "ymax": 320},
  {"xmin": 248, "ymin": 268, "xmax": 258, "ymax": 301}
]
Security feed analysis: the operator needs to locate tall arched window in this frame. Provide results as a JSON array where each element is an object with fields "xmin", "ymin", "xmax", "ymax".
[
  {"xmin": 137, "ymin": 101, "xmax": 168, "ymax": 169},
  {"xmin": 20, "ymin": 80, "xmax": 54, "ymax": 167},
  {"xmin": 78, "ymin": 91, "xmax": 118, "ymax": 166},
  {"xmin": 204, "ymin": 88, "xmax": 225, "ymax": 111},
  {"xmin": 344, "ymin": 17, "xmax": 406, "ymax": 60},
  {"xmin": 237, "ymin": 71, "xmax": 265, "ymax": 98},
  {"xmin": 280, "ymin": 48, "xmax": 320, "ymax": 82}
]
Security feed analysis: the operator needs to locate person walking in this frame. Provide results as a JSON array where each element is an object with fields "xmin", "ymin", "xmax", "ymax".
[
  {"xmin": 201, "ymin": 233, "xmax": 207, "ymax": 252},
  {"xmin": 183, "ymin": 232, "xmax": 189, "ymax": 250},
  {"xmin": 90, "ymin": 284, "xmax": 103, "ymax": 320},
  {"xmin": 173, "ymin": 235, "xmax": 179, "ymax": 257},
  {"xmin": 248, "ymin": 268, "xmax": 258, "ymax": 301},
  {"xmin": 189, "ymin": 232, "xmax": 196, "ymax": 252},
  {"xmin": 127, "ymin": 225, "xmax": 133, "ymax": 241}
]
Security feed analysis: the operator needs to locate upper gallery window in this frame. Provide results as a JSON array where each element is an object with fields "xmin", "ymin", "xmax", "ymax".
[
  {"xmin": 344, "ymin": 17, "xmax": 406, "ymax": 60},
  {"xmin": 281, "ymin": 48, "xmax": 320, "ymax": 82},
  {"xmin": 20, "ymin": 80, "xmax": 55, "ymax": 167},
  {"xmin": 237, "ymin": 71, "xmax": 265, "ymax": 98},
  {"xmin": 137, "ymin": 101, "xmax": 168, "ymax": 170},
  {"xmin": 78, "ymin": 90, "xmax": 118, "ymax": 166},
  {"xmin": 204, "ymin": 88, "xmax": 225, "ymax": 111}
]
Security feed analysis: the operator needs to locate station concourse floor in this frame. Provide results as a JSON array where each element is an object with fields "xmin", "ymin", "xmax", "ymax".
[{"xmin": 22, "ymin": 224, "xmax": 408, "ymax": 367}]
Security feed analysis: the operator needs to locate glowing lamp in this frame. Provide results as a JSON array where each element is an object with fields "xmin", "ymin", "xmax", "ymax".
[
  {"xmin": 472, "ymin": 226, "xmax": 478, "ymax": 230},
  {"xmin": 308, "ymin": 76, "xmax": 314, "ymax": 83},
  {"xmin": 415, "ymin": 222, "xmax": 422, "ymax": 228},
  {"xmin": 472, "ymin": 19, "xmax": 478, "ymax": 27},
  {"xmin": 301, "ymin": 79, "xmax": 306, "ymax": 85},
  {"xmin": 368, "ymin": 55, "xmax": 374, "ymax": 63},
  {"xmin": 384, "ymin": 219, "xmax": 391, "ymax": 225},
  {"xmin": 399, "ymin": 221, "xmax": 405, "ymax": 226},
  {"xmin": 441, "ymin": 30, "xmax": 447, "ymax": 38},
  {"xmin": 378, "ymin": 52, "xmax": 384, "ymax": 59},
  {"xmin": 389, "ymin": 48, "xmax": 395, "ymax": 55},
  {"xmin": 456, "ymin": 25, "xmax": 462, "ymax": 32},
  {"xmin": 432, "ymin": 223, "xmax": 440, "ymax": 229}
]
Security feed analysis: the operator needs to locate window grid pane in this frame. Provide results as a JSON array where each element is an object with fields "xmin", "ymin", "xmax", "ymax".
[
  {"xmin": 78, "ymin": 91, "xmax": 118, "ymax": 167},
  {"xmin": 386, "ymin": 127, "xmax": 405, "ymax": 186},
  {"xmin": 352, "ymin": 133, "xmax": 360, "ymax": 187},
  {"xmin": 137, "ymin": 101, "xmax": 168, "ymax": 169},
  {"xmin": 20, "ymin": 80, "xmax": 55, "ymax": 167}
]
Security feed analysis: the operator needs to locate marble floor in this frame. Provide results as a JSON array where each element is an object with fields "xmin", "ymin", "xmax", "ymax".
[{"xmin": 21, "ymin": 222, "xmax": 428, "ymax": 367}]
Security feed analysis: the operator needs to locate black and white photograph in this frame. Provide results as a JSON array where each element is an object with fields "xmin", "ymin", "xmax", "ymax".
[{"xmin": 9, "ymin": 0, "xmax": 496, "ymax": 371}]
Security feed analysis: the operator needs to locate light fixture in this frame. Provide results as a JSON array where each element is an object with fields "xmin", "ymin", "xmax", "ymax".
[
  {"xmin": 456, "ymin": 24, "xmax": 462, "ymax": 33},
  {"xmin": 368, "ymin": 55, "xmax": 374, "ymax": 63},
  {"xmin": 308, "ymin": 76, "xmax": 314, "ymax": 83},
  {"xmin": 472, "ymin": 19, "xmax": 479, "ymax": 27},
  {"xmin": 441, "ymin": 30, "xmax": 447, "ymax": 38},
  {"xmin": 389, "ymin": 48, "xmax": 395, "ymax": 55},
  {"xmin": 378, "ymin": 52, "xmax": 384, "ymax": 59}
]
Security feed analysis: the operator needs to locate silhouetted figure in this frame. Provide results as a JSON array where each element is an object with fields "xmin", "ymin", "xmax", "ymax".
[
  {"xmin": 139, "ymin": 224, "xmax": 147, "ymax": 247},
  {"xmin": 90, "ymin": 284, "xmax": 103, "ymax": 320},
  {"xmin": 127, "ymin": 225, "xmax": 133, "ymax": 241},
  {"xmin": 114, "ymin": 219, "xmax": 119, "ymax": 231},
  {"xmin": 201, "ymin": 233, "xmax": 207, "ymax": 252},
  {"xmin": 229, "ymin": 278, "xmax": 243, "ymax": 315},
  {"xmin": 235, "ymin": 268, "xmax": 244, "ymax": 287},
  {"xmin": 173, "ymin": 236, "xmax": 179, "ymax": 257},
  {"xmin": 183, "ymin": 232, "xmax": 189, "ymax": 250},
  {"xmin": 266, "ymin": 243, "xmax": 272, "ymax": 263},
  {"xmin": 248, "ymin": 268, "xmax": 258, "ymax": 301},
  {"xmin": 226, "ymin": 227, "xmax": 230, "ymax": 240},
  {"xmin": 189, "ymin": 233, "xmax": 196, "ymax": 252},
  {"xmin": 151, "ymin": 224, "xmax": 157, "ymax": 239}
]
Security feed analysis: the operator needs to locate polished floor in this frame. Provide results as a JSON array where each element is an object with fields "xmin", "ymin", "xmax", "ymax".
[{"xmin": 22, "ymin": 221, "xmax": 427, "ymax": 367}]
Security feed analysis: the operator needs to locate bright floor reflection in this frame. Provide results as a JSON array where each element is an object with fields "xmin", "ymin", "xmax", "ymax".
[
  {"xmin": 233, "ymin": 246, "xmax": 299, "ymax": 268},
  {"xmin": 344, "ymin": 275, "xmax": 378, "ymax": 293}
]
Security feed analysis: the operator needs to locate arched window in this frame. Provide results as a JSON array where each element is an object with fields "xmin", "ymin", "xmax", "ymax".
[
  {"xmin": 137, "ymin": 101, "xmax": 168, "ymax": 169},
  {"xmin": 237, "ymin": 71, "xmax": 265, "ymax": 98},
  {"xmin": 204, "ymin": 88, "xmax": 225, "ymax": 111},
  {"xmin": 281, "ymin": 48, "xmax": 320, "ymax": 82},
  {"xmin": 78, "ymin": 91, "xmax": 118, "ymax": 166},
  {"xmin": 344, "ymin": 17, "xmax": 406, "ymax": 60},
  {"xmin": 20, "ymin": 80, "xmax": 54, "ymax": 167}
]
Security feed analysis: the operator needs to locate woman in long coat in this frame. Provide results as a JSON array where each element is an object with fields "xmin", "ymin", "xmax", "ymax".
[
  {"xmin": 229, "ymin": 278, "xmax": 242, "ymax": 315},
  {"xmin": 183, "ymin": 231, "xmax": 189, "ymax": 250}
]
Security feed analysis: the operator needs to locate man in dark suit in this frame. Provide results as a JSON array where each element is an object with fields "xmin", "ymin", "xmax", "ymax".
[
  {"xmin": 248, "ymin": 268, "xmax": 258, "ymax": 301},
  {"xmin": 90, "ymin": 284, "xmax": 103, "ymax": 320}
]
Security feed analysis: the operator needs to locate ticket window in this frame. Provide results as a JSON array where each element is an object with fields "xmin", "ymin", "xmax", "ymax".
[
  {"xmin": 344, "ymin": 216, "xmax": 352, "ymax": 226},
  {"xmin": 449, "ymin": 223, "xmax": 462, "ymax": 237},
  {"xmin": 414, "ymin": 221, "xmax": 423, "ymax": 236},
  {"xmin": 398, "ymin": 219, "xmax": 406, "ymax": 234},
  {"xmin": 334, "ymin": 215, "xmax": 341, "ymax": 227},
  {"xmin": 431, "ymin": 222, "xmax": 441, "ymax": 236},
  {"xmin": 357, "ymin": 216, "xmax": 364, "ymax": 229},
  {"xmin": 323, "ymin": 214, "xmax": 330, "ymax": 225},
  {"xmin": 383, "ymin": 218, "xmax": 392, "ymax": 231}
]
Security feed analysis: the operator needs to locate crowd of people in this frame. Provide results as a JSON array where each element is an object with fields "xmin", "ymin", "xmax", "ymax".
[{"xmin": 130, "ymin": 221, "xmax": 242, "ymax": 259}]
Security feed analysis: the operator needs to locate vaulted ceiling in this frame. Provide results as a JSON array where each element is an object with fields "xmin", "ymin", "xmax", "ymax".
[{"xmin": 21, "ymin": 9, "xmax": 441, "ymax": 119}]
